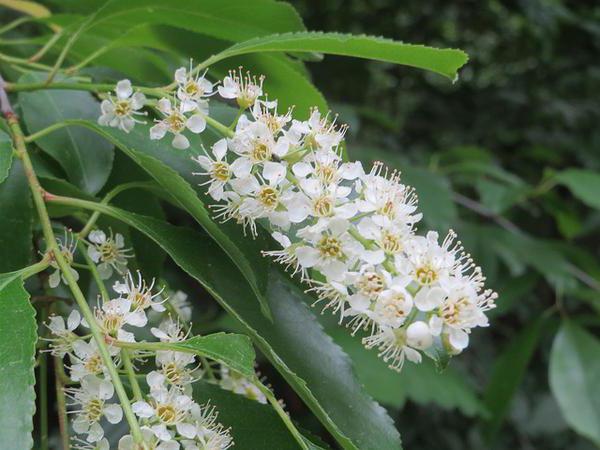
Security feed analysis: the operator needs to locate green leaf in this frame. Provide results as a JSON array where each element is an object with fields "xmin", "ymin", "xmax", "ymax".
[
  {"xmin": 549, "ymin": 321, "xmax": 600, "ymax": 446},
  {"xmin": 64, "ymin": 120, "xmax": 272, "ymax": 319},
  {"xmin": 18, "ymin": 72, "xmax": 114, "ymax": 194},
  {"xmin": 214, "ymin": 32, "xmax": 469, "ymax": 81},
  {"xmin": 0, "ymin": 277, "xmax": 37, "ymax": 449},
  {"xmin": 556, "ymin": 169, "xmax": 600, "ymax": 210},
  {"xmin": 68, "ymin": 201, "xmax": 402, "ymax": 450},
  {"xmin": 0, "ymin": 130, "xmax": 12, "ymax": 185},
  {"xmin": 83, "ymin": 0, "xmax": 306, "ymax": 43},
  {"xmin": 192, "ymin": 380, "xmax": 325, "ymax": 450},
  {"xmin": 161, "ymin": 333, "xmax": 255, "ymax": 379},
  {"xmin": 481, "ymin": 317, "xmax": 545, "ymax": 441},
  {"xmin": 0, "ymin": 159, "xmax": 33, "ymax": 272}
]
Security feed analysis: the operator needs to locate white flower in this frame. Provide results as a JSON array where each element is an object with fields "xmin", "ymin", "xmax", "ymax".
[
  {"xmin": 372, "ymin": 285, "xmax": 414, "ymax": 329},
  {"xmin": 356, "ymin": 163, "xmax": 421, "ymax": 226},
  {"xmin": 69, "ymin": 339, "xmax": 119, "ymax": 381},
  {"xmin": 192, "ymin": 139, "xmax": 232, "ymax": 201},
  {"xmin": 150, "ymin": 97, "xmax": 207, "ymax": 149},
  {"xmin": 167, "ymin": 290, "xmax": 193, "ymax": 322},
  {"xmin": 261, "ymin": 232, "xmax": 305, "ymax": 279},
  {"xmin": 218, "ymin": 68, "xmax": 264, "ymax": 108},
  {"xmin": 45, "ymin": 310, "xmax": 81, "ymax": 356},
  {"xmin": 292, "ymin": 148, "xmax": 363, "ymax": 186},
  {"xmin": 285, "ymin": 177, "xmax": 358, "ymax": 224},
  {"xmin": 295, "ymin": 218, "xmax": 361, "ymax": 281},
  {"xmin": 405, "ymin": 321, "xmax": 433, "ymax": 350},
  {"xmin": 87, "ymin": 229, "xmax": 132, "ymax": 279},
  {"xmin": 250, "ymin": 99, "xmax": 292, "ymax": 134},
  {"xmin": 186, "ymin": 402, "xmax": 234, "ymax": 450},
  {"xmin": 93, "ymin": 297, "xmax": 147, "ymax": 341},
  {"xmin": 362, "ymin": 327, "xmax": 422, "ymax": 372},
  {"xmin": 98, "ymin": 79, "xmax": 146, "ymax": 132},
  {"xmin": 288, "ymin": 108, "xmax": 347, "ymax": 151},
  {"xmin": 72, "ymin": 436, "xmax": 110, "ymax": 450},
  {"xmin": 113, "ymin": 271, "xmax": 166, "ymax": 313},
  {"xmin": 219, "ymin": 367, "xmax": 267, "ymax": 404},
  {"xmin": 119, "ymin": 426, "xmax": 180, "ymax": 450},
  {"xmin": 66, "ymin": 375, "xmax": 123, "ymax": 443},
  {"xmin": 48, "ymin": 229, "xmax": 79, "ymax": 288},
  {"xmin": 228, "ymin": 120, "xmax": 289, "ymax": 177},
  {"xmin": 132, "ymin": 374, "xmax": 197, "ymax": 441},
  {"xmin": 175, "ymin": 63, "xmax": 213, "ymax": 113}
]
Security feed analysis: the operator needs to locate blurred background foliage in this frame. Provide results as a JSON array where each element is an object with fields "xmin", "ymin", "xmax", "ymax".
[
  {"xmin": 1, "ymin": 0, "xmax": 599, "ymax": 449},
  {"xmin": 294, "ymin": 0, "xmax": 600, "ymax": 449}
]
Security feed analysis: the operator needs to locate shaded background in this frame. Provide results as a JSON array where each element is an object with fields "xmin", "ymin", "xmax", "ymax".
[{"xmin": 292, "ymin": 1, "xmax": 600, "ymax": 449}]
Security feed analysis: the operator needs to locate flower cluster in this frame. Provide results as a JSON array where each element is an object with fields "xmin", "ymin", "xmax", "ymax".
[
  {"xmin": 191, "ymin": 74, "xmax": 498, "ymax": 371},
  {"xmin": 46, "ymin": 262, "xmax": 234, "ymax": 449},
  {"xmin": 96, "ymin": 65, "xmax": 497, "ymax": 371}
]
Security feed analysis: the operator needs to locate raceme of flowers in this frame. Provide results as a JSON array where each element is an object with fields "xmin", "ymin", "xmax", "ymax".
[
  {"xmin": 98, "ymin": 65, "xmax": 498, "ymax": 371},
  {"xmin": 45, "ymin": 231, "xmax": 265, "ymax": 449}
]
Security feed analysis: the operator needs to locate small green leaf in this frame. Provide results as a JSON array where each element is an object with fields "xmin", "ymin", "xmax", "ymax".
[
  {"xmin": 0, "ymin": 277, "xmax": 37, "ymax": 449},
  {"xmin": 0, "ymin": 130, "xmax": 13, "ymax": 185},
  {"xmin": 481, "ymin": 317, "xmax": 545, "ymax": 441},
  {"xmin": 19, "ymin": 72, "xmax": 114, "ymax": 194},
  {"xmin": 167, "ymin": 333, "xmax": 255, "ymax": 379},
  {"xmin": 215, "ymin": 32, "xmax": 469, "ymax": 81},
  {"xmin": 556, "ymin": 169, "xmax": 600, "ymax": 210},
  {"xmin": 0, "ymin": 159, "xmax": 33, "ymax": 272},
  {"xmin": 549, "ymin": 321, "xmax": 600, "ymax": 446}
]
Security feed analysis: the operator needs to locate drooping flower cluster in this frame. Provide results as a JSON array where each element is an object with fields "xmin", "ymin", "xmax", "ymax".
[
  {"xmin": 97, "ymin": 64, "xmax": 497, "ymax": 371},
  {"xmin": 46, "ymin": 262, "xmax": 234, "ymax": 449},
  {"xmin": 191, "ymin": 74, "xmax": 498, "ymax": 371}
]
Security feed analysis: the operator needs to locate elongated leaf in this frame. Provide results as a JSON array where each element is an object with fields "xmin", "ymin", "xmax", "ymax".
[
  {"xmin": 192, "ymin": 380, "xmax": 325, "ymax": 450},
  {"xmin": 81, "ymin": 0, "xmax": 306, "ymax": 43},
  {"xmin": 0, "ymin": 130, "xmax": 12, "ymax": 185},
  {"xmin": 481, "ymin": 317, "xmax": 545, "ymax": 441},
  {"xmin": 66, "ymin": 201, "xmax": 402, "ymax": 450},
  {"xmin": 549, "ymin": 321, "xmax": 600, "ymax": 446},
  {"xmin": 0, "ymin": 277, "xmax": 37, "ymax": 449},
  {"xmin": 214, "ymin": 32, "xmax": 469, "ymax": 81},
  {"xmin": 0, "ymin": 159, "xmax": 33, "ymax": 272},
  {"xmin": 556, "ymin": 169, "xmax": 600, "ymax": 210},
  {"xmin": 19, "ymin": 72, "xmax": 114, "ymax": 194},
  {"xmin": 157, "ymin": 333, "xmax": 255, "ymax": 379},
  {"xmin": 63, "ymin": 120, "xmax": 271, "ymax": 318}
]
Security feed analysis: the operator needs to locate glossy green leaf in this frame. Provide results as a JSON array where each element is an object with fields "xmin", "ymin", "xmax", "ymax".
[
  {"xmin": 192, "ymin": 380, "xmax": 318, "ymax": 450},
  {"xmin": 556, "ymin": 169, "xmax": 600, "ymax": 210},
  {"xmin": 213, "ymin": 32, "xmax": 469, "ymax": 80},
  {"xmin": 549, "ymin": 321, "xmax": 600, "ymax": 446},
  {"xmin": 18, "ymin": 72, "xmax": 114, "ymax": 194},
  {"xmin": 0, "ymin": 277, "xmax": 37, "ymax": 449},
  {"xmin": 481, "ymin": 317, "xmax": 545, "ymax": 441},
  {"xmin": 83, "ymin": 0, "xmax": 306, "ymax": 43},
  {"xmin": 0, "ymin": 159, "xmax": 33, "ymax": 272},
  {"xmin": 0, "ymin": 130, "xmax": 12, "ymax": 185},
  {"xmin": 160, "ymin": 333, "xmax": 255, "ymax": 379},
  {"xmin": 62, "ymin": 120, "xmax": 271, "ymax": 318},
  {"xmin": 66, "ymin": 201, "xmax": 402, "ymax": 450}
]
